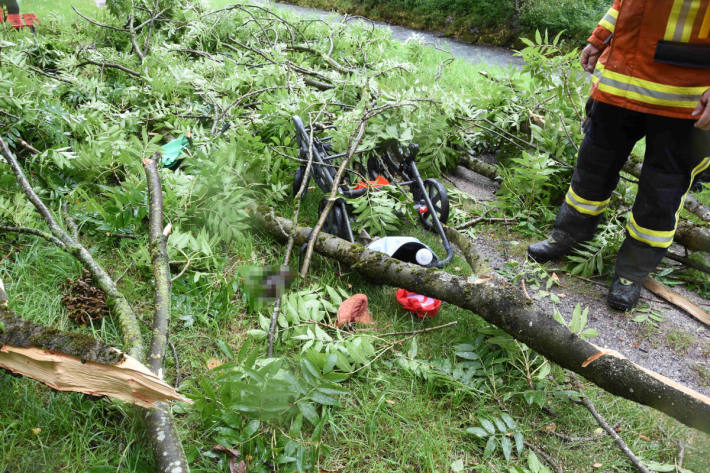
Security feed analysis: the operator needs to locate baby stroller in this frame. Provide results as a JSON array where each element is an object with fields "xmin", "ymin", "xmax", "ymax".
[{"xmin": 291, "ymin": 115, "xmax": 454, "ymax": 268}]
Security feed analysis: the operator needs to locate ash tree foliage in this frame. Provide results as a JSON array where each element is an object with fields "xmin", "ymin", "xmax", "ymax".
[{"xmin": 0, "ymin": 1, "xmax": 708, "ymax": 472}]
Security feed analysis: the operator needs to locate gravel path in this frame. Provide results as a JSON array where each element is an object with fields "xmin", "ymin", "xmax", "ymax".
[{"xmin": 447, "ymin": 167, "xmax": 710, "ymax": 397}]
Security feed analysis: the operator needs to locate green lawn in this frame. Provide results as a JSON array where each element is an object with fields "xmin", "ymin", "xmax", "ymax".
[{"xmin": 1, "ymin": 2, "xmax": 709, "ymax": 473}]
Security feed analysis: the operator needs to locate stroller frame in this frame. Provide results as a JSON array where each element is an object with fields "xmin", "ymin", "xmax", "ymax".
[{"xmin": 292, "ymin": 115, "xmax": 454, "ymax": 268}]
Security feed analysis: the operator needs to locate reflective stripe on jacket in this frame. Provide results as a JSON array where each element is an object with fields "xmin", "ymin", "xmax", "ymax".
[{"xmin": 588, "ymin": 0, "xmax": 710, "ymax": 119}]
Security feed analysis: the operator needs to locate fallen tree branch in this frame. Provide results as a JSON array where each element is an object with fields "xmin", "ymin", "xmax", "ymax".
[
  {"xmin": 0, "ymin": 225, "xmax": 67, "ymax": 249},
  {"xmin": 675, "ymin": 221, "xmax": 710, "ymax": 253},
  {"xmin": 0, "ymin": 305, "xmax": 186, "ymax": 408},
  {"xmin": 142, "ymin": 157, "xmax": 190, "ymax": 473},
  {"xmin": 255, "ymin": 209, "xmax": 710, "ymax": 433},
  {"xmin": 573, "ymin": 374, "xmax": 651, "ymax": 473},
  {"xmin": 546, "ymin": 420, "xmax": 622, "ymax": 444},
  {"xmin": 665, "ymin": 251, "xmax": 710, "ymax": 275},
  {"xmin": 1, "ymin": 137, "xmax": 144, "ymax": 359},
  {"xmin": 444, "ymin": 225, "xmax": 485, "ymax": 274},
  {"xmin": 458, "ymin": 153, "xmax": 500, "ymax": 181},
  {"xmin": 643, "ymin": 278, "xmax": 710, "ymax": 327}
]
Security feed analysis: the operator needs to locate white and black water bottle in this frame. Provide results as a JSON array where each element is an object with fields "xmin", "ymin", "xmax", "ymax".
[{"xmin": 366, "ymin": 236, "xmax": 438, "ymax": 267}]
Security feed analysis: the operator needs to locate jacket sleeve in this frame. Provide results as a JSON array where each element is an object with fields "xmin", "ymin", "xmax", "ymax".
[{"xmin": 587, "ymin": 0, "xmax": 621, "ymax": 50}]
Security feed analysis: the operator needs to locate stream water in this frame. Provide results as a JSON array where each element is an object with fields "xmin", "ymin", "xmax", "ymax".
[{"xmin": 251, "ymin": 1, "xmax": 522, "ymax": 67}]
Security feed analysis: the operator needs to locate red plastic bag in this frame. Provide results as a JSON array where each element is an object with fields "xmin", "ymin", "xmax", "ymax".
[{"xmin": 396, "ymin": 289, "xmax": 442, "ymax": 318}]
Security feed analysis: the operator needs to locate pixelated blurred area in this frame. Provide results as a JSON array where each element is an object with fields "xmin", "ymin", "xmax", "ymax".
[{"xmin": 241, "ymin": 265, "xmax": 296, "ymax": 308}]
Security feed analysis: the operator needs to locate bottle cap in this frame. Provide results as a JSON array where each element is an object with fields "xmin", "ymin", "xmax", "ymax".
[{"xmin": 415, "ymin": 248, "xmax": 434, "ymax": 266}]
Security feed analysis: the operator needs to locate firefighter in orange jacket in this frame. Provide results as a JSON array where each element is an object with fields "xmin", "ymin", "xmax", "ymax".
[{"xmin": 528, "ymin": 0, "xmax": 710, "ymax": 310}]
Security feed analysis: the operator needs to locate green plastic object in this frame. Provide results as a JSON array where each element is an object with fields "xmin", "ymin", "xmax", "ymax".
[{"xmin": 160, "ymin": 136, "xmax": 190, "ymax": 168}]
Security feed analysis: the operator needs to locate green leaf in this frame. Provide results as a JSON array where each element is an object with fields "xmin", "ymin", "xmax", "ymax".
[
  {"xmin": 493, "ymin": 416, "xmax": 507, "ymax": 433},
  {"xmin": 309, "ymin": 391, "xmax": 339, "ymax": 406},
  {"xmin": 480, "ymin": 418, "xmax": 496, "ymax": 435},
  {"xmin": 514, "ymin": 432, "xmax": 524, "ymax": 455},
  {"xmin": 500, "ymin": 413, "xmax": 517, "ymax": 430},
  {"xmin": 466, "ymin": 427, "xmax": 488, "ymax": 438},
  {"xmin": 569, "ymin": 304, "xmax": 583, "ymax": 333},
  {"xmin": 501, "ymin": 435, "xmax": 512, "ymax": 462},
  {"xmin": 298, "ymin": 402, "xmax": 319, "ymax": 425},
  {"xmin": 528, "ymin": 451, "xmax": 542, "ymax": 472},
  {"xmin": 579, "ymin": 328, "xmax": 600, "ymax": 339},
  {"xmin": 483, "ymin": 436, "xmax": 497, "ymax": 458},
  {"xmin": 216, "ymin": 339, "xmax": 234, "ymax": 360},
  {"xmin": 552, "ymin": 309, "xmax": 565, "ymax": 325},
  {"xmin": 450, "ymin": 459, "xmax": 464, "ymax": 472}
]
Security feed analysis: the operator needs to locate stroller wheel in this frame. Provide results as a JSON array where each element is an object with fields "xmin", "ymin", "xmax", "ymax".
[
  {"xmin": 318, "ymin": 198, "xmax": 350, "ymax": 240},
  {"xmin": 293, "ymin": 166, "xmax": 308, "ymax": 198},
  {"xmin": 417, "ymin": 179, "xmax": 449, "ymax": 231}
]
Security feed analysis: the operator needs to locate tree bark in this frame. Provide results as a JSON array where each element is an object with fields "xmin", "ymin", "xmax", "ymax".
[
  {"xmin": 0, "ymin": 307, "xmax": 188, "ymax": 408},
  {"xmin": 142, "ymin": 157, "xmax": 191, "ymax": 473},
  {"xmin": 255, "ymin": 208, "xmax": 710, "ymax": 434}
]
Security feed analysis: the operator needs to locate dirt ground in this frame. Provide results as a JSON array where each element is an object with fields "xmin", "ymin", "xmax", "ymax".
[{"xmin": 446, "ymin": 165, "xmax": 710, "ymax": 397}]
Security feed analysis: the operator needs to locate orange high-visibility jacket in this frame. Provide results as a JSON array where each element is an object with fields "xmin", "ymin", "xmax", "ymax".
[{"xmin": 588, "ymin": 0, "xmax": 710, "ymax": 119}]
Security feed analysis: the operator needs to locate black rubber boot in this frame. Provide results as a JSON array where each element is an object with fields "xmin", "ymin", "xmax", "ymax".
[
  {"xmin": 527, "ymin": 202, "xmax": 602, "ymax": 263},
  {"xmin": 607, "ymin": 276, "xmax": 642, "ymax": 311},
  {"xmin": 527, "ymin": 230, "xmax": 579, "ymax": 263},
  {"xmin": 608, "ymin": 237, "xmax": 667, "ymax": 311}
]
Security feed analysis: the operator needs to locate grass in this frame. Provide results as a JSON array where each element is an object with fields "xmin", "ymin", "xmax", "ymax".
[
  {"xmin": 665, "ymin": 329, "xmax": 695, "ymax": 355},
  {"xmin": 1, "ymin": 2, "xmax": 710, "ymax": 473}
]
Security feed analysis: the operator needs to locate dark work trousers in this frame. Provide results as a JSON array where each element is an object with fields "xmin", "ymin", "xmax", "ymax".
[
  {"xmin": 1, "ymin": 0, "xmax": 19, "ymax": 15},
  {"xmin": 555, "ymin": 100, "xmax": 710, "ymax": 282}
]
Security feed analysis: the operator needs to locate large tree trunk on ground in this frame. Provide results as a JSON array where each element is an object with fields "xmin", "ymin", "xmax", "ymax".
[
  {"xmin": 0, "ymin": 307, "xmax": 188, "ymax": 408},
  {"xmin": 254, "ymin": 208, "xmax": 710, "ymax": 433}
]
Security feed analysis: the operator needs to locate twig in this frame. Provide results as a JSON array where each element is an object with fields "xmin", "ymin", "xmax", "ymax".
[
  {"xmin": 129, "ymin": 14, "xmax": 146, "ymax": 64},
  {"xmin": 379, "ymin": 321, "xmax": 457, "ymax": 337},
  {"xmin": 0, "ymin": 275, "xmax": 7, "ymax": 308},
  {"xmin": 76, "ymin": 60, "xmax": 143, "ymax": 79},
  {"xmin": 62, "ymin": 202, "xmax": 79, "ymax": 242},
  {"xmin": 169, "ymin": 340, "xmax": 181, "ymax": 387},
  {"xmin": 677, "ymin": 440, "xmax": 685, "ymax": 469},
  {"xmin": 171, "ymin": 247, "xmax": 191, "ymax": 283},
  {"xmin": 0, "ymin": 225, "xmax": 67, "ymax": 249},
  {"xmin": 25, "ymin": 64, "xmax": 74, "ymax": 85},
  {"xmin": 547, "ymin": 420, "xmax": 622, "ymax": 443},
  {"xmin": 455, "ymin": 217, "xmax": 514, "ymax": 231},
  {"xmin": 71, "ymin": 6, "xmax": 128, "ymax": 31},
  {"xmin": 523, "ymin": 441, "xmax": 562, "ymax": 473},
  {"xmin": 572, "ymin": 374, "xmax": 651, "ymax": 473},
  {"xmin": 268, "ymin": 106, "xmax": 327, "ymax": 356},
  {"xmin": 17, "ymin": 138, "xmax": 40, "ymax": 155},
  {"xmin": 211, "ymin": 86, "xmax": 288, "ymax": 136},
  {"xmin": 521, "ymin": 279, "xmax": 532, "ymax": 302}
]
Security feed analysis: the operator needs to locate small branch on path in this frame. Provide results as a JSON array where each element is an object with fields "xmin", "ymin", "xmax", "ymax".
[{"xmin": 572, "ymin": 374, "xmax": 651, "ymax": 473}]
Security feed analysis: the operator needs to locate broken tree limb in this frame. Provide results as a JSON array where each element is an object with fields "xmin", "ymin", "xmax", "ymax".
[
  {"xmin": 458, "ymin": 153, "xmax": 500, "ymax": 181},
  {"xmin": 0, "ymin": 306, "xmax": 187, "ymax": 408},
  {"xmin": 255, "ymin": 209, "xmax": 710, "ymax": 433},
  {"xmin": 142, "ymin": 157, "xmax": 191, "ymax": 473},
  {"xmin": 0, "ymin": 137, "xmax": 144, "ymax": 359},
  {"xmin": 675, "ymin": 221, "xmax": 710, "ymax": 253},
  {"xmin": 444, "ymin": 225, "xmax": 485, "ymax": 274},
  {"xmin": 643, "ymin": 278, "xmax": 710, "ymax": 327}
]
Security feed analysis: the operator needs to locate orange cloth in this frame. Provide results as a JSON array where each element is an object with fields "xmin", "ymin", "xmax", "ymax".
[
  {"xmin": 587, "ymin": 0, "xmax": 710, "ymax": 119},
  {"xmin": 354, "ymin": 175, "xmax": 390, "ymax": 190}
]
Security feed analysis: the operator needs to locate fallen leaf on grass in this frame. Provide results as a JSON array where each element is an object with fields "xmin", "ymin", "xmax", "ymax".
[
  {"xmin": 639, "ymin": 434, "xmax": 650, "ymax": 441},
  {"xmin": 593, "ymin": 463, "xmax": 602, "ymax": 468},
  {"xmin": 207, "ymin": 358, "xmax": 223, "ymax": 370},
  {"xmin": 543, "ymin": 422, "xmax": 557, "ymax": 432},
  {"xmin": 385, "ymin": 399, "xmax": 396, "ymax": 405},
  {"xmin": 212, "ymin": 445, "xmax": 244, "ymax": 473}
]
